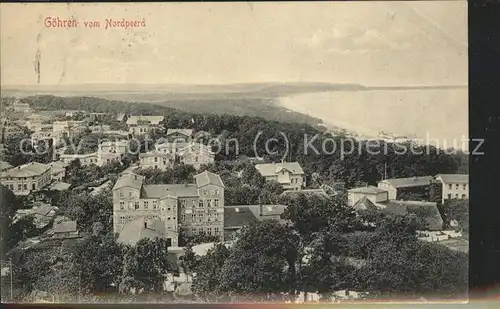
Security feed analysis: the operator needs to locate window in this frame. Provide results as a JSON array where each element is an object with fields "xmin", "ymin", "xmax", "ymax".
[
  {"xmin": 462, "ymin": 194, "xmax": 466, "ymax": 199},
  {"xmin": 192, "ymin": 228, "xmax": 197, "ymax": 235},
  {"xmin": 214, "ymin": 199, "xmax": 219, "ymax": 207},
  {"xmin": 181, "ymin": 214, "xmax": 186, "ymax": 221},
  {"xmin": 203, "ymin": 190, "xmax": 208, "ymax": 196},
  {"xmin": 17, "ymin": 184, "xmax": 22, "ymax": 191},
  {"xmin": 120, "ymin": 216, "xmax": 125, "ymax": 224},
  {"xmin": 463, "ymin": 184, "xmax": 467, "ymax": 190},
  {"xmin": 120, "ymin": 201, "xmax": 125, "ymax": 210},
  {"xmin": 448, "ymin": 194, "xmax": 452, "ymax": 199},
  {"xmin": 198, "ymin": 213, "xmax": 203, "ymax": 222},
  {"xmin": 153, "ymin": 201, "xmax": 157, "ymax": 209},
  {"xmin": 154, "ymin": 157, "xmax": 158, "ymax": 162},
  {"xmin": 215, "ymin": 227, "xmax": 219, "ymax": 234},
  {"xmin": 448, "ymin": 184, "xmax": 452, "ymax": 190},
  {"xmin": 192, "ymin": 200, "xmax": 197, "ymax": 208},
  {"xmin": 32, "ymin": 183, "xmax": 36, "ymax": 190},
  {"xmin": 207, "ymin": 199, "xmax": 212, "ymax": 207},
  {"xmin": 207, "ymin": 227, "xmax": 212, "ymax": 235},
  {"xmin": 199, "ymin": 200, "xmax": 203, "ymax": 208},
  {"xmin": 215, "ymin": 189, "xmax": 219, "ymax": 195},
  {"xmin": 23, "ymin": 184, "xmax": 27, "ymax": 190},
  {"xmin": 167, "ymin": 217, "xmax": 171, "ymax": 220},
  {"xmin": 456, "ymin": 184, "xmax": 459, "ymax": 189},
  {"xmin": 455, "ymin": 194, "xmax": 459, "ymax": 198},
  {"xmin": 155, "ymin": 165, "xmax": 158, "ymax": 169},
  {"xmin": 129, "ymin": 192, "xmax": 132, "ymax": 197},
  {"xmin": 144, "ymin": 201, "xmax": 149, "ymax": 209}
]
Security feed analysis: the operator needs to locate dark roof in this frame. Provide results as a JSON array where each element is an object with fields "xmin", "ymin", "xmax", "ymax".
[
  {"xmin": 224, "ymin": 207, "xmax": 259, "ymax": 228},
  {"xmin": 379, "ymin": 176, "xmax": 434, "ymax": 188},
  {"xmin": 195, "ymin": 171, "xmax": 224, "ymax": 188},
  {"xmin": 225, "ymin": 204, "xmax": 287, "ymax": 221},
  {"xmin": 141, "ymin": 184, "xmax": 198, "ymax": 198},
  {"xmin": 117, "ymin": 217, "xmax": 165, "ymax": 246},
  {"xmin": 378, "ymin": 200, "xmax": 443, "ymax": 230}
]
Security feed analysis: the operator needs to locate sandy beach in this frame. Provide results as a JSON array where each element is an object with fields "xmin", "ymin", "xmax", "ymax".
[{"xmin": 279, "ymin": 88, "xmax": 468, "ymax": 151}]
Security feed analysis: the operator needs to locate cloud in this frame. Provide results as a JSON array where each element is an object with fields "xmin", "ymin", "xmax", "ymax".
[{"xmin": 298, "ymin": 23, "xmax": 411, "ymax": 54}]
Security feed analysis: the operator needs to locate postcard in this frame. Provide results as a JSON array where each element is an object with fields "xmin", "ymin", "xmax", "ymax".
[{"xmin": 1, "ymin": 1, "xmax": 469, "ymax": 304}]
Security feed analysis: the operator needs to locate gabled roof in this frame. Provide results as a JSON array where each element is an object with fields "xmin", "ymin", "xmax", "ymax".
[
  {"xmin": 379, "ymin": 176, "xmax": 434, "ymax": 188},
  {"xmin": 32, "ymin": 205, "xmax": 56, "ymax": 217},
  {"xmin": 195, "ymin": 171, "xmax": 224, "ymax": 188},
  {"xmin": 178, "ymin": 143, "xmax": 214, "ymax": 155},
  {"xmin": 112, "ymin": 173, "xmax": 144, "ymax": 191},
  {"xmin": 224, "ymin": 207, "xmax": 259, "ymax": 228},
  {"xmin": 53, "ymin": 220, "xmax": 77, "ymax": 233},
  {"xmin": 353, "ymin": 196, "xmax": 378, "ymax": 211},
  {"xmin": 436, "ymin": 174, "xmax": 469, "ymax": 184},
  {"xmin": 348, "ymin": 186, "xmax": 387, "ymax": 194},
  {"xmin": 126, "ymin": 115, "xmax": 165, "ymax": 125},
  {"xmin": 255, "ymin": 162, "xmax": 305, "ymax": 177},
  {"xmin": 2, "ymin": 162, "xmax": 51, "ymax": 178},
  {"xmin": 117, "ymin": 217, "xmax": 165, "ymax": 246},
  {"xmin": 166, "ymin": 128, "xmax": 193, "ymax": 137}
]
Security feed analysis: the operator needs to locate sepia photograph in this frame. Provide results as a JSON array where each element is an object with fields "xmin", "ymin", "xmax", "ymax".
[{"xmin": 0, "ymin": 1, "xmax": 470, "ymax": 304}]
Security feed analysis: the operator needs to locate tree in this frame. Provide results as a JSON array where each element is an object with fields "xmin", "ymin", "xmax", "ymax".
[
  {"xmin": 1, "ymin": 185, "xmax": 25, "ymax": 257},
  {"xmin": 180, "ymin": 244, "xmax": 198, "ymax": 281},
  {"xmin": 218, "ymin": 221, "xmax": 299, "ymax": 301},
  {"xmin": 120, "ymin": 238, "xmax": 171, "ymax": 294},
  {"xmin": 192, "ymin": 243, "xmax": 230, "ymax": 301},
  {"xmin": 443, "ymin": 199, "xmax": 469, "ymax": 234}
]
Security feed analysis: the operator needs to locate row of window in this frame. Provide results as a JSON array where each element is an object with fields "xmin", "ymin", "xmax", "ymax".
[
  {"xmin": 192, "ymin": 226, "xmax": 220, "ymax": 236},
  {"xmin": 179, "ymin": 198, "xmax": 220, "ymax": 209},
  {"xmin": 447, "ymin": 194, "xmax": 467, "ymax": 199},
  {"xmin": 447, "ymin": 184, "xmax": 467, "ymax": 190},
  {"xmin": 119, "ymin": 215, "xmax": 160, "ymax": 224},
  {"xmin": 119, "ymin": 200, "xmax": 159, "ymax": 210}
]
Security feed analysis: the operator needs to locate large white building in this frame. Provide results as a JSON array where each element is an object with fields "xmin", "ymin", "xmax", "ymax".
[
  {"xmin": 1, "ymin": 162, "xmax": 52, "ymax": 195},
  {"xmin": 126, "ymin": 115, "xmax": 165, "ymax": 136},
  {"xmin": 435, "ymin": 174, "xmax": 469, "ymax": 203},
  {"xmin": 255, "ymin": 162, "xmax": 305, "ymax": 190},
  {"xmin": 112, "ymin": 170, "xmax": 225, "ymax": 246}
]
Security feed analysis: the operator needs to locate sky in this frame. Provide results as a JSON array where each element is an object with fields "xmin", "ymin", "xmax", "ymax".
[{"xmin": 1, "ymin": 2, "xmax": 467, "ymax": 87}]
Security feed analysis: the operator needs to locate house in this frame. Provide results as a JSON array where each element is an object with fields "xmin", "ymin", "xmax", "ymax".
[
  {"xmin": 139, "ymin": 151, "xmax": 173, "ymax": 170},
  {"xmin": 31, "ymin": 126, "xmax": 55, "ymax": 148},
  {"xmin": 377, "ymin": 176, "xmax": 434, "ymax": 200},
  {"xmin": 48, "ymin": 161, "xmax": 68, "ymax": 181},
  {"xmin": 165, "ymin": 129, "xmax": 193, "ymax": 143},
  {"xmin": 112, "ymin": 170, "xmax": 225, "ymax": 245},
  {"xmin": 116, "ymin": 113, "xmax": 128, "ymax": 123},
  {"xmin": 347, "ymin": 186, "xmax": 388, "ymax": 207},
  {"xmin": 0, "ymin": 160, "xmax": 12, "ymax": 172},
  {"xmin": 178, "ymin": 143, "xmax": 215, "ymax": 170},
  {"xmin": 223, "ymin": 204, "xmax": 288, "ymax": 240},
  {"xmin": 1, "ymin": 162, "xmax": 52, "ymax": 195},
  {"xmin": 97, "ymin": 140, "xmax": 129, "ymax": 166},
  {"xmin": 48, "ymin": 181, "xmax": 71, "ymax": 192},
  {"xmin": 88, "ymin": 124, "xmax": 111, "ymax": 134},
  {"xmin": 52, "ymin": 220, "xmax": 79, "ymax": 239},
  {"xmin": 31, "ymin": 205, "xmax": 58, "ymax": 229},
  {"xmin": 126, "ymin": 115, "xmax": 165, "ymax": 136},
  {"xmin": 59, "ymin": 152, "xmax": 99, "ymax": 166},
  {"xmin": 255, "ymin": 161, "xmax": 305, "ymax": 190},
  {"xmin": 377, "ymin": 200, "xmax": 444, "ymax": 230},
  {"xmin": 117, "ymin": 217, "xmax": 175, "ymax": 246},
  {"xmin": 435, "ymin": 174, "xmax": 469, "ymax": 203}
]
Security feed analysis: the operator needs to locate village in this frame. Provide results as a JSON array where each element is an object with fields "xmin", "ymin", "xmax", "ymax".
[{"xmin": 0, "ymin": 98, "xmax": 469, "ymax": 303}]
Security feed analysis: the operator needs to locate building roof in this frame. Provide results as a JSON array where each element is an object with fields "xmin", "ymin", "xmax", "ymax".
[
  {"xmin": 348, "ymin": 186, "xmax": 387, "ymax": 194},
  {"xmin": 112, "ymin": 173, "xmax": 145, "ymax": 191},
  {"xmin": 166, "ymin": 128, "xmax": 193, "ymax": 137},
  {"xmin": 116, "ymin": 113, "xmax": 128, "ymax": 121},
  {"xmin": 281, "ymin": 188, "xmax": 328, "ymax": 197},
  {"xmin": 2, "ymin": 162, "xmax": 51, "ymax": 178},
  {"xmin": 0, "ymin": 161, "xmax": 12, "ymax": 171},
  {"xmin": 195, "ymin": 171, "xmax": 224, "ymax": 188},
  {"xmin": 117, "ymin": 217, "xmax": 165, "ymax": 246},
  {"xmin": 60, "ymin": 152, "xmax": 98, "ymax": 159},
  {"xmin": 225, "ymin": 204, "xmax": 288, "ymax": 220},
  {"xmin": 378, "ymin": 200, "xmax": 443, "ymax": 230},
  {"xmin": 178, "ymin": 143, "xmax": 214, "ymax": 155},
  {"xmin": 32, "ymin": 205, "xmax": 56, "ymax": 217},
  {"xmin": 436, "ymin": 174, "xmax": 469, "ymax": 184},
  {"xmin": 224, "ymin": 207, "xmax": 259, "ymax": 228},
  {"xmin": 379, "ymin": 176, "xmax": 434, "ymax": 189},
  {"xmin": 49, "ymin": 181, "xmax": 71, "ymax": 191},
  {"xmin": 126, "ymin": 115, "xmax": 165, "ymax": 125},
  {"xmin": 352, "ymin": 196, "xmax": 378, "ymax": 211},
  {"xmin": 53, "ymin": 220, "xmax": 77, "ymax": 233},
  {"xmin": 48, "ymin": 161, "xmax": 68, "ymax": 173},
  {"xmin": 141, "ymin": 184, "xmax": 194, "ymax": 198},
  {"xmin": 255, "ymin": 162, "xmax": 304, "ymax": 177},
  {"xmin": 139, "ymin": 150, "xmax": 173, "ymax": 158}
]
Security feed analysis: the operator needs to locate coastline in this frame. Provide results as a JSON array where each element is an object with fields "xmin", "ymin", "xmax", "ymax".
[{"xmin": 277, "ymin": 90, "xmax": 469, "ymax": 152}]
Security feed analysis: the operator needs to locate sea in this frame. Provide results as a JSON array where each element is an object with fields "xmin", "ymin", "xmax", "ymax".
[{"xmin": 279, "ymin": 88, "xmax": 468, "ymax": 151}]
